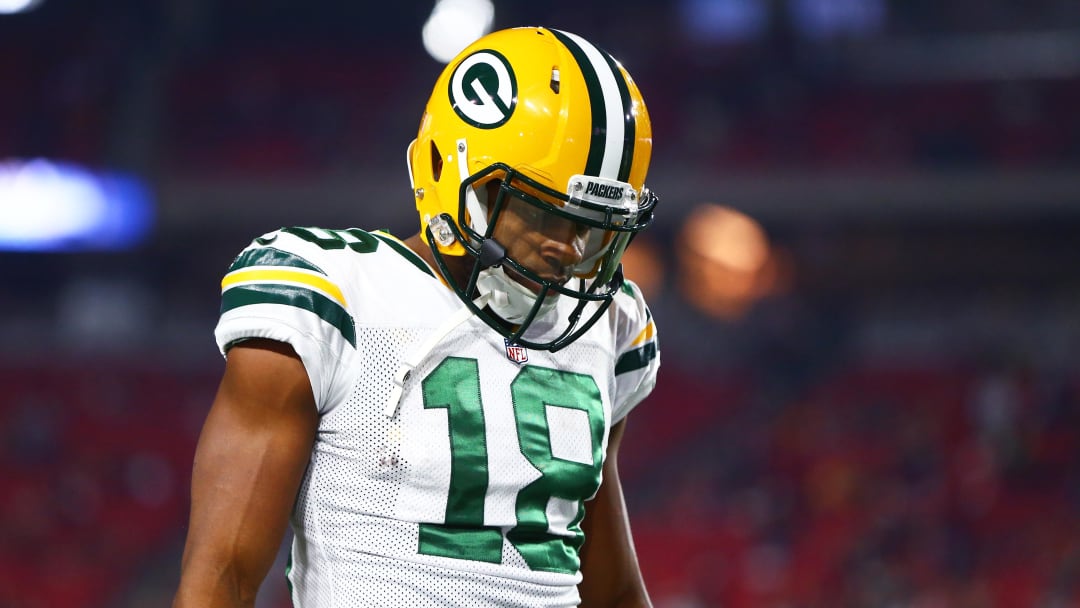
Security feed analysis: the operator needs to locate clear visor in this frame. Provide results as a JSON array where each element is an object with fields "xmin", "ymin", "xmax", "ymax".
[
  {"xmin": 487, "ymin": 194, "xmax": 587, "ymax": 286},
  {"xmin": 487, "ymin": 173, "xmax": 640, "ymax": 287},
  {"xmin": 459, "ymin": 164, "xmax": 655, "ymax": 294}
]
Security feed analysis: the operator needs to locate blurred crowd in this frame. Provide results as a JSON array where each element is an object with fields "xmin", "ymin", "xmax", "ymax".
[
  {"xmin": 3, "ymin": 338, "xmax": 1078, "ymax": 606},
  {"xmin": 4, "ymin": 1, "xmax": 1080, "ymax": 176},
  {"xmin": 628, "ymin": 361, "xmax": 1080, "ymax": 607}
]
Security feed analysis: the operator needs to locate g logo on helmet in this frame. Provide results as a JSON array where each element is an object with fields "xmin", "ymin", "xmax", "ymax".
[{"xmin": 448, "ymin": 50, "xmax": 517, "ymax": 129}]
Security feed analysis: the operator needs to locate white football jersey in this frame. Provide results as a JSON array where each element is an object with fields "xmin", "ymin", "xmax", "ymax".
[{"xmin": 214, "ymin": 227, "xmax": 660, "ymax": 608}]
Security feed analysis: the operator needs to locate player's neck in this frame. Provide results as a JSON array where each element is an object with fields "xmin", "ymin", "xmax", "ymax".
[{"xmin": 402, "ymin": 232, "xmax": 522, "ymax": 334}]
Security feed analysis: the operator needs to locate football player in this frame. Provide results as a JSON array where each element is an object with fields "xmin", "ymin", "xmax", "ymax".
[{"xmin": 173, "ymin": 26, "xmax": 660, "ymax": 607}]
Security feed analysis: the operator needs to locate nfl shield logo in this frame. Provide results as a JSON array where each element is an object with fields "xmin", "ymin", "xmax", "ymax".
[{"xmin": 505, "ymin": 339, "xmax": 529, "ymax": 364}]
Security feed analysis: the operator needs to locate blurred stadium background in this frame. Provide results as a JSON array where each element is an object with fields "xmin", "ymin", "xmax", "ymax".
[{"xmin": 2, "ymin": 0, "xmax": 1080, "ymax": 606}]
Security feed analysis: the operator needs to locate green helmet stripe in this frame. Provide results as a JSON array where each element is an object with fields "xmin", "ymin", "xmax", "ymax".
[
  {"xmin": 550, "ymin": 29, "xmax": 609, "ymax": 178},
  {"xmin": 551, "ymin": 29, "xmax": 635, "ymax": 181},
  {"xmin": 596, "ymin": 50, "xmax": 636, "ymax": 182}
]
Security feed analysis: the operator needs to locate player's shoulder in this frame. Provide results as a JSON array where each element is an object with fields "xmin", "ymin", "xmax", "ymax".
[
  {"xmin": 605, "ymin": 276, "xmax": 657, "ymax": 353},
  {"xmin": 611, "ymin": 277, "xmax": 653, "ymax": 323},
  {"xmin": 225, "ymin": 226, "xmax": 435, "ymax": 280},
  {"xmin": 606, "ymin": 278, "xmax": 659, "ymax": 416}
]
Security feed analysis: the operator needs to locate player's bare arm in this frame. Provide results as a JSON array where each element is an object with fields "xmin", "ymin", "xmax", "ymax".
[
  {"xmin": 578, "ymin": 419, "xmax": 652, "ymax": 608},
  {"xmin": 173, "ymin": 339, "xmax": 317, "ymax": 608}
]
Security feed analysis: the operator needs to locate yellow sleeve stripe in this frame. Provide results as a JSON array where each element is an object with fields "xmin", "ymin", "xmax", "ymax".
[
  {"xmin": 630, "ymin": 319, "xmax": 656, "ymax": 347},
  {"xmin": 221, "ymin": 268, "xmax": 346, "ymax": 307}
]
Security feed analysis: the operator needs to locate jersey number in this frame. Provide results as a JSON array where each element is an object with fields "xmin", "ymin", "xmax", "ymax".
[
  {"xmin": 279, "ymin": 226, "xmax": 379, "ymax": 253},
  {"xmin": 417, "ymin": 357, "xmax": 605, "ymax": 574}
]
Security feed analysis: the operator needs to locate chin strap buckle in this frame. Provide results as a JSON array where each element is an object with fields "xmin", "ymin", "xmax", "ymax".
[{"xmin": 478, "ymin": 238, "xmax": 506, "ymax": 269}]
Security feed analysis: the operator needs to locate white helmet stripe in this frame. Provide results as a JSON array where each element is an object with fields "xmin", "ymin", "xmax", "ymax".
[{"xmin": 554, "ymin": 29, "xmax": 630, "ymax": 180}]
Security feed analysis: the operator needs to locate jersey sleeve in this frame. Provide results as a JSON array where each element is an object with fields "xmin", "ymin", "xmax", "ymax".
[
  {"xmin": 610, "ymin": 280, "xmax": 660, "ymax": 423},
  {"xmin": 214, "ymin": 228, "xmax": 356, "ymax": 413}
]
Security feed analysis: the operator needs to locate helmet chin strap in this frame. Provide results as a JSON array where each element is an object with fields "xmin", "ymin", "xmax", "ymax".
[
  {"xmin": 476, "ymin": 266, "xmax": 559, "ymax": 325},
  {"xmin": 474, "ymin": 237, "xmax": 560, "ymax": 328}
]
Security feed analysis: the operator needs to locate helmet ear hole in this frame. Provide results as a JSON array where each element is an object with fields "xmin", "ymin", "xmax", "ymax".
[{"xmin": 430, "ymin": 140, "xmax": 443, "ymax": 182}]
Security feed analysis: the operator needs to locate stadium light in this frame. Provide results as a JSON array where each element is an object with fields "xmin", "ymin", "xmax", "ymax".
[
  {"xmin": 422, "ymin": 0, "xmax": 495, "ymax": 63},
  {"xmin": 0, "ymin": 0, "xmax": 44, "ymax": 15},
  {"xmin": 0, "ymin": 158, "xmax": 154, "ymax": 251},
  {"xmin": 676, "ymin": 203, "xmax": 777, "ymax": 319}
]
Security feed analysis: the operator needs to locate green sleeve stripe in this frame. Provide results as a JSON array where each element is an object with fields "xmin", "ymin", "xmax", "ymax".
[
  {"xmin": 372, "ymin": 232, "xmax": 435, "ymax": 278},
  {"xmin": 221, "ymin": 284, "xmax": 356, "ymax": 347},
  {"xmin": 229, "ymin": 247, "xmax": 325, "ymax": 274},
  {"xmin": 614, "ymin": 341, "xmax": 657, "ymax": 375}
]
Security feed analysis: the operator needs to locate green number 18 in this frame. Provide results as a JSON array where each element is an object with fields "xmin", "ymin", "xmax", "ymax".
[{"xmin": 417, "ymin": 357, "xmax": 605, "ymax": 574}]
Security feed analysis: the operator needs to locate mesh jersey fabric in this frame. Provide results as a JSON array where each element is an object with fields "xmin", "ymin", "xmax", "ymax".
[{"xmin": 214, "ymin": 226, "xmax": 660, "ymax": 607}]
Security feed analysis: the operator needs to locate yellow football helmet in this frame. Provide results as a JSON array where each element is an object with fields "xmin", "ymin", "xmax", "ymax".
[{"xmin": 407, "ymin": 26, "xmax": 658, "ymax": 351}]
